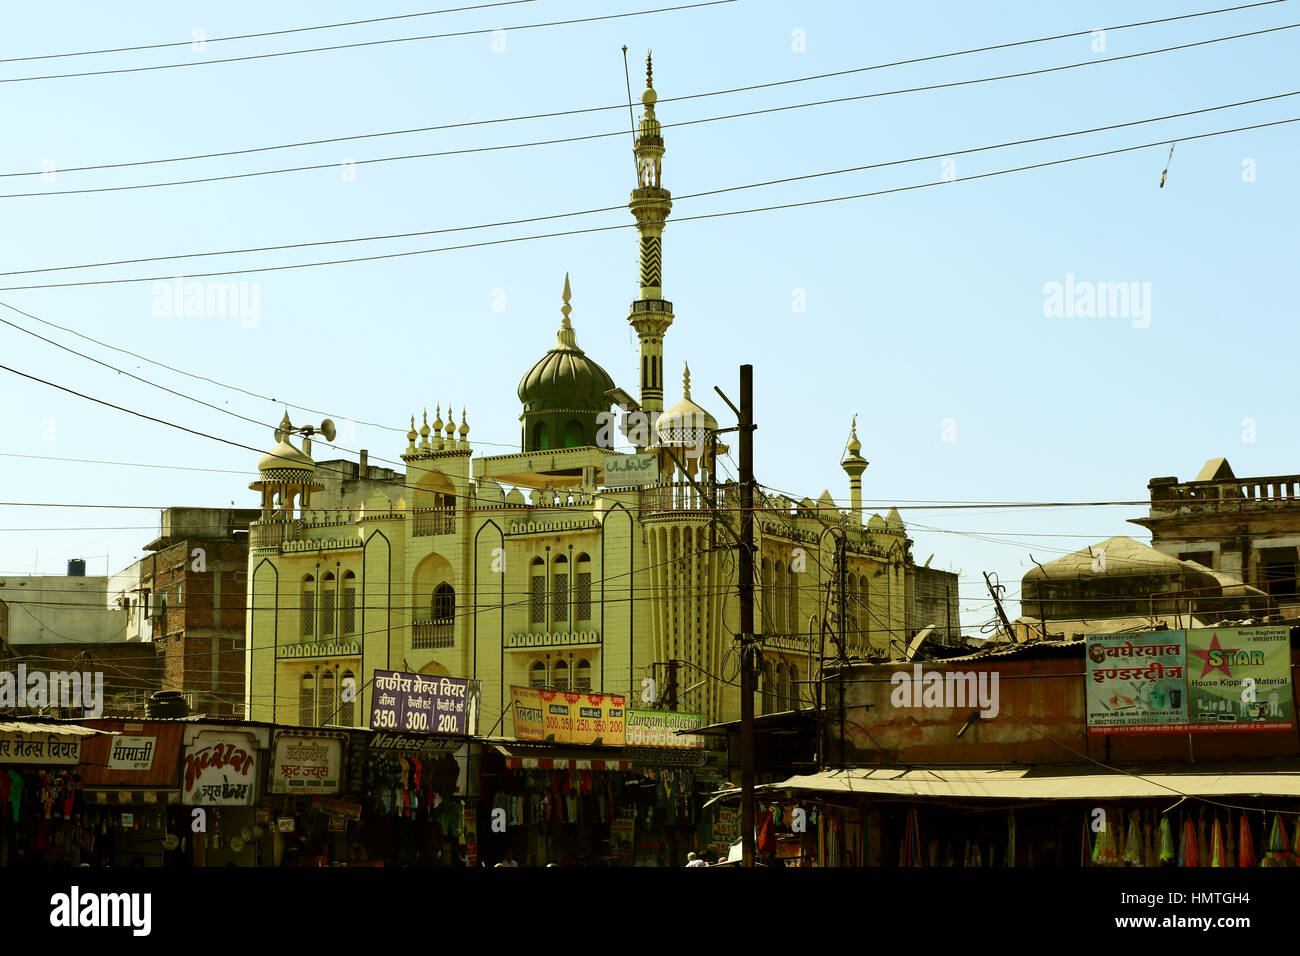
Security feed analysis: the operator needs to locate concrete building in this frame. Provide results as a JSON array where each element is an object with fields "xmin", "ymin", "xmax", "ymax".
[
  {"xmin": 0, "ymin": 562, "xmax": 126, "ymax": 646},
  {"xmin": 243, "ymin": 60, "xmax": 959, "ymax": 732},
  {"xmin": 1130, "ymin": 457, "xmax": 1300, "ymax": 616}
]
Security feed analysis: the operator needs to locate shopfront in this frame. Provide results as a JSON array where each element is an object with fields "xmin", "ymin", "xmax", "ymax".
[
  {"xmin": 180, "ymin": 723, "xmax": 271, "ymax": 867},
  {"xmin": 78, "ymin": 719, "xmax": 186, "ymax": 867},
  {"xmin": 0, "ymin": 720, "xmax": 105, "ymax": 867}
]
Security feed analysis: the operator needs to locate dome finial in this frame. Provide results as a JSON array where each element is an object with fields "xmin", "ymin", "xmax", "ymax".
[
  {"xmin": 846, "ymin": 414, "xmax": 862, "ymax": 454},
  {"xmin": 646, "ymin": 50, "xmax": 653, "ymax": 89},
  {"xmin": 560, "ymin": 272, "xmax": 572, "ymax": 329},
  {"xmin": 682, "ymin": 361, "xmax": 691, "ymax": 401}
]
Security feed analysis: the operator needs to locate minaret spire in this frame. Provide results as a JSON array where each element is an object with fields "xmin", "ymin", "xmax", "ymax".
[{"xmin": 627, "ymin": 49, "xmax": 674, "ymax": 418}]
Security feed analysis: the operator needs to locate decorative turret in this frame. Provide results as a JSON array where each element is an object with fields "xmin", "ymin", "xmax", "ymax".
[
  {"xmin": 517, "ymin": 274, "xmax": 615, "ymax": 452},
  {"xmin": 840, "ymin": 416, "xmax": 869, "ymax": 526},
  {"xmin": 627, "ymin": 51, "xmax": 674, "ymax": 418},
  {"xmin": 249, "ymin": 412, "xmax": 324, "ymax": 518}
]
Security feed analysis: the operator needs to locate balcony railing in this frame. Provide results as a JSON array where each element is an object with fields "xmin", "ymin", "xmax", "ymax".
[
  {"xmin": 412, "ymin": 618, "xmax": 454, "ymax": 648},
  {"xmin": 250, "ymin": 518, "xmax": 301, "ymax": 550},
  {"xmin": 1150, "ymin": 475, "xmax": 1300, "ymax": 515},
  {"xmin": 412, "ymin": 507, "xmax": 456, "ymax": 536}
]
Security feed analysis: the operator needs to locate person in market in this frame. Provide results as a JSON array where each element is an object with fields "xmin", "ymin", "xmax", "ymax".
[{"xmin": 685, "ymin": 852, "xmax": 706, "ymax": 867}]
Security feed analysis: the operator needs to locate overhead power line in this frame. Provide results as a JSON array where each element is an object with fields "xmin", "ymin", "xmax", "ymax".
[
  {"xmin": 1, "ymin": 115, "xmax": 1293, "ymax": 291},
  {"xmin": 0, "ymin": 0, "xmax": 739, "ymax": 84},
  {"xmin": 4, "ymin": 89, "xmax": 1293, "ymax": 274},
  {"xmin": 4, "ymin": 22, "xmax": 1298, "ymax": 200},
  {"xmin": 0, "ymin": 0, "xmax": 538, "ymax": 64},
  {"xmin": 0, "ymin": 0, "xmax": 1284, "ymax": 179}
]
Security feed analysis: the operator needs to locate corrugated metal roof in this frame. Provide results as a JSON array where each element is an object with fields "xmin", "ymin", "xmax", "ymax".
[{"xmin": 0, "ymin": 720, "xmax": 110, "ymax": 737}]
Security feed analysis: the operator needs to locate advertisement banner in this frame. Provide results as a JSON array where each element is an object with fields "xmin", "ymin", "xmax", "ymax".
[
  {"xmin": 1085, "ymin": 630, "xmax": 1188, "ymax": 734},
  {"xmin": 1186, "ymin": 627, "xmax": 1293, "ymax": 732},
  {"xmin": 182, "ymin": 731, "xmax": 259, "ymax": 805},
  {"xmin": 625, "ymin": 710, "xmax": 707, "ymax": 748},
  {"xmin": 271, "ymin": 732, "xmax": 344, "ymax": 794},
  {"xmin": 604, "ymin": 453, "xmax": 660, "ymax": 487},
  {"xmin": 511, "ymin": 686, "xmax": 626, "ymax": 745},
  {"xmin": 0, "ymin": 732, "xmax": 82, "ymax": 766},
  {"xmin": 611, "ymin": 806, "xmax": 637, "ymax": 863},
  {"xmin": 370, "ymin": 670, "xmax": 481, "ymax": 736}
]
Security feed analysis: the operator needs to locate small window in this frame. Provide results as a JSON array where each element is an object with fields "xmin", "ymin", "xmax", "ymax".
[
  {"xmin": 532, "ymin": 421, "xmax": 550, "ymax": 451},
  {"xmin": 530, "ymin": 660, "xmax": 547, "ymax": 689},
  {"xmin": 342, "ymin": 572, "xmax": 357, "ymax": 634},
  {"xmin": 530, "ymin": 558, "xmax": 546, "ymax": 625},
  {"xmin": 339, "ymin": 671, "xmax": 355, "ymax": 726},
  {"xmin": 553, "ymin": 659, "xmax": 569, "ymax": 692},
  {"xmin": 576, "ymin": 554, "xmax": 592, "ymax": 623},
  {"xmin": 433, "ymin": 583, "xmax": 455, "ymax": 621},
  {"xmin": 552, "ymin": 556, "xmax": 568, "ymax": 625},
  {"xmin": 576, "ymin": 659, "xmax": 592, "ymax": 692},
  {"xmin": 300, "ymin": 673, "xmax": 316, "ymax": 727},
  {"xmin": 564, "ymin": 419, "xmax": 584, "ymax": 448}
]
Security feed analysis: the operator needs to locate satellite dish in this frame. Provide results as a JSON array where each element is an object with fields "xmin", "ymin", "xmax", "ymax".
[{"xmin": 321, "ymin": 419, "xmax": 337, "ymax": 442}]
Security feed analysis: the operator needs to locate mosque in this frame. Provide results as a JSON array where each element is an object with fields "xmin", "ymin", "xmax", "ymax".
[{"xmin": 243, "ymin": 57, "xmax": 959, "ymax": 730}]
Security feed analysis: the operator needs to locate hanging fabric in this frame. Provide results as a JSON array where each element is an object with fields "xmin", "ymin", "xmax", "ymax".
[
  {"xmin": 1158, "ymin": 815, "xmax": 1175, "ymax": 864},
  {"xmin": 1239, "ymin": 813, "xmax": 1258, "ymax": 868}
]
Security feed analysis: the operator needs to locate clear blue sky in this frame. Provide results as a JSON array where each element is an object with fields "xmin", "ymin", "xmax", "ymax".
[{"xmin": 0, "ymin": 0, "xmax": 1296, "ymax": 633}]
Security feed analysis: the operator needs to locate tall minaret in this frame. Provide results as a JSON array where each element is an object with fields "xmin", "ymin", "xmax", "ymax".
[
  {"xmin": 841, "ymin": 416, "xmax": 869, "ymax": 526},
  {"xmin": 627, "ymin": 51, "xmax": 674, "ymax": 418}
]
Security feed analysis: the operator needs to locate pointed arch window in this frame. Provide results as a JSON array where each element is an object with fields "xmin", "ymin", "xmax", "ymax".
[
  {"xmin": 320, "ymin": 671, "xmax": 335, "ymax": 726},
  {"xmin": 339, "ymin": 670, "xmax": 355, "ymax": 726},
  {"xmin": 300, "ymin": 575, "xmax": 316, "ymax": 638},
  {"xmin": 321, "ymin": 572, "xmax": 336, "ymax": 638},
  {"xmin": 552, "ymin": 555, "xmax": 569, "ymax": 625},
  {"xmin": 530, "ymin": 660, "xmax": 547, "ymax": 689},
  {"xmin": 576, "ymin": 658, "xmax": 592, "ymax": 692},
  {"xmin": 300, "ymin": 673, "xmax": 316, "ymax": 727},
  {"xmin": 564, "ymin": 419, "xmax": 583, "ymax": 448},
  {"xmin": 530, "ymin": 558, "xmax": 546, "ymax": 625},
  {"xmin": 553, "ymin": 659, "xmax": 569, "ymax": 692},
  {"xmin": 532, "ymin": 421, "xmax": 550, "ymax": 450},
  {"xmin": 575, "ymin": 554, "xmax": 592, "ymax": 622},
  {"xmin": 789, "ymin": 665, "xmax": 800, "ymax": 709},
  {"xmin": 342, "ymin": 571, "xmax": 357, "ymax": 635}
]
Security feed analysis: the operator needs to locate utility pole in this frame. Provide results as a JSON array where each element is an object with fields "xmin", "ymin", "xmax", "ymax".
[
  {"xmin": 983, "ymin": 571, "xmax": 1017, "ymax": 641},
  {"xmin": 737, "ymin": 365, "xmax": 756, "ymax": 867},
  {"xmin": 666, "ymin": 658, "xmax": 679, "ymax": 711}
]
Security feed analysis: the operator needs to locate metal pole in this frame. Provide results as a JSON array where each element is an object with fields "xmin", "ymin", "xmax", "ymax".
[{"xmin": 738, "ymin": 364, "xmax": 756, "ymax": 868}]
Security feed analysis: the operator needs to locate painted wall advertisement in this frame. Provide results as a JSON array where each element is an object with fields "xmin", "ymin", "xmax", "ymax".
[
  {"xmin": 511, "ymin": 686, "xmax": 626, "ymax": 746},
  {"xmin": 370, "ymin": 670, "xmax": 481, "ymax": 736},
  {"xmin": 1187, "ymin": 627, "xmax": 1292, "ymax": 731},
  {"xmin": 182, "ymin": 730, "xmax": 261, "ymax": 805},
  {"xmin": 1085, "ymin": 631, "xmax": 1188, "ymax": 734},
  {"xmin": 625, "ymin": 710, "xmax": 706, "ymax": 748},
  {"xmin": 1085, "ymin": 627, "xmax": 1294, "ymax": 735},
  {"xmin": 271, "ymin": 732, "xmax": 344, "ymax": 794}
]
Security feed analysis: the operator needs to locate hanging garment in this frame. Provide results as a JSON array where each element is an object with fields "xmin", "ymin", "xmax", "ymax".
[
  {"xmin": 7, "ymin": 772, "xmax": 24, "ymax": 823},
  {"xmin": 1158, "ymin": 815, "xmax": 1175, "ymax": 863}
]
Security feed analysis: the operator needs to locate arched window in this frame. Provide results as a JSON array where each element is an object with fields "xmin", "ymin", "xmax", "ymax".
[
  {"xmin": 299, "ymin": 673, "xmax": 316, "ymax": 727},
  {"xmin": 576, "ymin": 658, "xmax": 592, "ymax": 692},
  {"xmin": 761, "ymin": 558, "xmax": 772, "ymax": 634},
  {"xmin": 339, "ymin": 670, "xmax": 355, "ymax": 726},
  {"xmin": 530, "ymin": 660, "xmax": 547, "ymax": 689},
  {"xmin": 789, "ymin": 665, "xmax": 800, "ymax": 709},
  {"xmin": 552, "ymin": 555, "xmax": 569, "ymax": 625},
  {"xmin": 859, "ymin": 577, "xmax": 870, "ymax": 649},
  {"xmin": 321, "ymin": 572, "xmax": 336, "ymax": 638},
  {"xmin": 787, "ymin": 565, "xmax": 799, "ymax": 637},
  {"xmin": 300, "ymin": 575, "xmax": 316, "ymax": 638},
  {"xmin": 564, "ymin": 419, "xmax": 584, "ymax": 448},
  {"xmin": 433, "ymin": 583, "xmax": 455, "ymax": 621},
  {"xmin": 761, "ymin": 661, "xmax": 774, "ymax": 715},
  {"xmin": 774, "ymin": 561, "xmax": 786, "ymax": 635},
  {"xmin": 575, "ymin": 554, "xmax": 592, "ymax": 622},
  {"xmin": 532, "ymin": 420, "xmax": 550, "ymax": 450},
  {"xmin": 530, "ymin": 558, "xmax": 546, "ymax": 625},
  {"xmin": 553, "ymin": 659, "xmax": 569, "ymax": 691},
  {"xmin": 342, "ymin": 571, "xmax": 357, "ymax": 635},
  {"xmin": 320, "ymin": 671, "xmax": 335, "ymax": 725},
  {"xmin": 776, "ymin": 662, "xmax": 788, "ymax": 711}
]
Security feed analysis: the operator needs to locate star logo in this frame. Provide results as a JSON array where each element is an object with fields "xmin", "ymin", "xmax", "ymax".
[{"xmin": 1190, "ymin": 632, "xmax": 1239, "ymax": 679}]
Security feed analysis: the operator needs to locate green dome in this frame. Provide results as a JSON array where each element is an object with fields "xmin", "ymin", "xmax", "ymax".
[
  {"xmin": 517, "ymin": 326, "xmax": 615, "ymax": 412},
  {"xmin": 517, "ymin": 276, "xmax": 616, "ymax": 453}
]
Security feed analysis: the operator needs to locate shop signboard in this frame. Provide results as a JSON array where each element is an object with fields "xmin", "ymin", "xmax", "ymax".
[
  {"xmin": 1085, "ymin": 631, "xmax": 1188, "ymax": 734},
  {"xmin": 181, "ymin": 730, "xmax": 260, "ymax": 805},
  {"xmin": 511, "ymin": 686, "xmax": 626, "ymax": 745},
  {"xmin": 367, "ymin": 731, "xmax": 463, "ymax": 754},
  {"xmin": 0, "ymin": 729, "xmax": 83, "ymax": 766},
  {"xmin": 713, "ymin": 805, "xmax": 738, "ymax": 843},
  {"xmin": 611, "ymin": 806, "xmax": 636, "ymax": 863},
  {"xmin": 106, "ymin": 735, "xmax": 157, "ymax": 771},
  {"xmin": 310, "ymin": 796, "xmax": 362, "ymax": 821},
  {"xmin": 625, "ymin": 709, "xmax": 706, "ymax": 748},
  {"xmin": 1186, "ymin": 627, "xmax": 1293, "ymax": 732},
  {"xmin": 271, "ymin": 732, "xmax": 344, "ymax": 794},
  {"xmin": 370, "ymin": 670, "xmax": 481, "ymax": 736}
]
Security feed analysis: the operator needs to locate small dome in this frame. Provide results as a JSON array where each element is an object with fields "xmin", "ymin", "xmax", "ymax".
[
  {"xmin": 867, "ymin": 514, "xmax": 886, "ymax": 532},
  {"xmin": 656, "ymin": 363, "xmax": 717, "ymax": 447},
  {"xmin": 258, "ymin": 439, "xmax": 314, "ymax": 477}
]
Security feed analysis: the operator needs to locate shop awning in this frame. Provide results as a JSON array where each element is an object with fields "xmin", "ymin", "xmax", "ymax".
[
  {"xmin": 0, "ymin": 720, "xmax": 110, "ymax": 737},
  {"xmin": 493, "ymin": 744, "xmax": 630, "ymax": 771},
  {"xmin": 719, "ymin": 765, "xmax": 1300, "ymax": 802}
]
